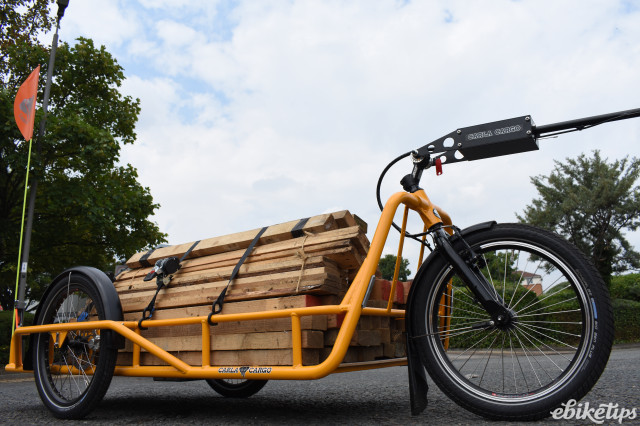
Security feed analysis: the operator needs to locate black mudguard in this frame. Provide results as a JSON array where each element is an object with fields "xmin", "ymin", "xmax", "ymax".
[
  {"xmin": 405, "ymin": 221, "xmax": 496, "ymax": 415},
  {"xmin": 22, "ymin": 266, "xmax": 124, "ymax": 370}
]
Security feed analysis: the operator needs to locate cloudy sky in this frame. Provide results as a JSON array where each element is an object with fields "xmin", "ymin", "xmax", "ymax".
[{"xmin": 49, "ymin": 0, "xmax": 640, "ymax": 275}]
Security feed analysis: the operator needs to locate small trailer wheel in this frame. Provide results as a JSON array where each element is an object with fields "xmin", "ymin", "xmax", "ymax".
[
  {"xmin": 205, "ymin": 378, "xmax": 267, "ymax": 398},
  {"xmin": 33, "ymin": 271, "xmax": 118, "ymax": 419}
]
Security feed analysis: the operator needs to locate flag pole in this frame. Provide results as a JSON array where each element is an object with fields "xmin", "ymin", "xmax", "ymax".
[
  {"xmin": 11, "ymin": 138, "xmax": 34, "ymax": 334},
  {"xmin": 13, "ymin": 0, "xmax": 69, "ymax": 333}
]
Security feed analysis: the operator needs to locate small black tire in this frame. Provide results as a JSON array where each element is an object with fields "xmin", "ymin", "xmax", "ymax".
[
  {"xmin": 33, "ymin": 272, "xmax": 118, "ymax": 419},
  {"xmin": 205, "ymin": 378, "xmax": 267, "ymax": 398},
  {"xmin": 408, "ymin": 223, "xmax": 614, "ymax": 421}
]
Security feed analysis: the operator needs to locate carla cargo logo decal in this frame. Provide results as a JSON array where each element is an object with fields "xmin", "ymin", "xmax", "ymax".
[
  {"xmin": 466, "ymin": 125, "xmax": 523, "ymax": 141},
  {"xmin": 218, "ymin": 366, "xmax": 273, "ymax": 377}
]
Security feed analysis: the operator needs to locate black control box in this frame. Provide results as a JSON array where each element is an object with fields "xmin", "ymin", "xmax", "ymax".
[{"xmin": 416, "ymin": 115, "xmax": 538, "ymax": 164}]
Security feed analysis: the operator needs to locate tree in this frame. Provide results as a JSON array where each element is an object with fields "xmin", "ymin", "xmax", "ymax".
[
  {"xmin": 378, "ymin": 254, "xmax": 411, "ymax": 281},
  {"xmin": 518, "ymin": 150, "xmax": 640, "ymax": 284},
  {"xmin": 0, "ymin": 0, "xmax": 55, "ymax": 77},
  {"xmin": 0, "ymin": 2, "xmax": 166, "ymax": 311}
]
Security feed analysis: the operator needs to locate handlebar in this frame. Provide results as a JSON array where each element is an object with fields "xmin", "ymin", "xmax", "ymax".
[
  {"xmin": 533, "ymin": 107, "xmax": 640, "ymax": 137},
  {"xmin": 410, "ymin": 107, "xmax": 640, "ymax": 170}
]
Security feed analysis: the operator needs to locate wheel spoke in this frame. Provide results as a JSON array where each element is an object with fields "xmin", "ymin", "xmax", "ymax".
[
  {"xmin": 513, "ymin": 326, "xmax": 557, "ymax": 381},
  {"xmin": 481, "ymin": 253, "xmax": 501, "ymax": 301},
  {"xmin": 517, "ymin": 323, "xmax": 579, "ymax": 350},
  {"xmin": 452, "ymin": 329, "xmax": 498, "ymax": 363},
  {"xmin": 512, "ymin": 328, "xmax": 543, "ymax": 388},
  {"xmin": 509, "ymin": 332, "xmax": 518, "ymax": 393},
  {"xmin": 518, "ymin": 295, "xmax": 579, "ymax": 316},
  {"xmin": 507, "ymin": 255, "xmax": 529, "ymax": 309},
  {"xmin": 448, "ymin": 292, "xmax": 484, "ymax": 311},
  {"xmin": 514, "ymin": 324, "xmax": 574, "ymax": 363},
  {"xmin": 439, "ymin": 303, "xmax": 487, "ymax": 318},
  {"xmin": 517, "ymin": 283, "xmax": 572, "ymax": 314},
  {"xmin": 510, "ymin": 261, "xmax": 544, "ymax": 311},
  {"xmin": 472, "ymin": 333, "xmax": 499, "ymax": 385},
  {"xmin": 517, "ymin": 308, "xmax": 581, "ymax": 318},
  {"xmin": 520, "ymin": 322, "xmax": 582, "ymax": 338}
]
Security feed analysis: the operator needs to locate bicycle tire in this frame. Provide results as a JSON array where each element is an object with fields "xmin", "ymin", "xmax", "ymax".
[
  {"xmin": 33, "ymin": 273, "xmax": 117, "ymax": 419},
  {"xmin": 409, "ymin": 223, "xmax": 614, "ymax": 420},
  {"xmin": 205, "ymin": 378, "xmax": 267, "ymax": 398}
]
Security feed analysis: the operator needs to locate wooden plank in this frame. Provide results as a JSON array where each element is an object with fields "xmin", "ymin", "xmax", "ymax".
[
  {"xmin": 116, "ymin": 255, "xmax": 332, "ymax": 294},
  {"xmin": 116, "ymin": 253, "xmax": 351, "ymax": 296},
  {"xmin": 126, "ymin": 213, "xmax": 340, "ymax": 268},
  {"xmin": 124, "ymin": 294, "xmax": 330, "ymax": 319},
  {"xmin": 323, "ymin": 329, "xmax": 382, "ymax": 347},
  {"xmin": 121, "ymin": 295, "xmax": 330, "ymax": 338},
  {"xmin": 369, "ymin": 279, "xmax": 405, "ymax": 304},
  {"xmin": 122, "ymin": 330, "xmax": 324, "ymax": 352},
  {"xmin": 378, "ymin": 328, "xmax": 391, "ymax": 345},
  {"xmin": 117, "ymin": 226, "xmax": 366, "ymax": 284},
  {"xmin": 117, "ymin": 265, "xmax": 342, "ymax": 313},
  {"xmin": 320, "ymin": 346, "xmax": 384, "ymax": 363},
  {"xmin": 123, "ymin": 316, "xmax": 327, "ymax": 339},
  {"xmin": 331, "ymin": 210, "xmax": 368, "ymax": 234},
  {"xmin": 117, "ymin": 349, "xmax": 321, "ymax": 366}
]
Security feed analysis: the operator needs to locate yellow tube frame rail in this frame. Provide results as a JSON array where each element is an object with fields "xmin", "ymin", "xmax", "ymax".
[{"xmin": 6, "ymin": 190, "xmax": 452, "ymax": 381}]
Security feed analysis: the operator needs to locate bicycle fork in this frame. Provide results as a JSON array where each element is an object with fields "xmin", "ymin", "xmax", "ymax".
[{"xmin": 431, "ymin": 225, "xmax": 515, "ymax": 329}]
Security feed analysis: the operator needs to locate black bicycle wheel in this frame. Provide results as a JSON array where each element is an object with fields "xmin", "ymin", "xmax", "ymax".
[
  {"xmin": 205, "ymin": 378, "xmax": 267, "ymax": 398},
  {"xmin": 33, "ymin": 273, "xmax": 117, "ymax": 419},
  {"xmin": 409, "ymin": 223, "xmax": 613, "ymax": 421}
]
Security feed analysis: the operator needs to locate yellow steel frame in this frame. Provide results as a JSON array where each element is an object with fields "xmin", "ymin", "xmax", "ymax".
[{"xmin": 6, "ymin": 189, "xmax": 452, "ymax": 380}]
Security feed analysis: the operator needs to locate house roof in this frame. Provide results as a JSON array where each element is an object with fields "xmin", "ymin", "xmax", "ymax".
[{"xmin": 516, "ymin": 270, "xmax": 541, "ymax": 278}]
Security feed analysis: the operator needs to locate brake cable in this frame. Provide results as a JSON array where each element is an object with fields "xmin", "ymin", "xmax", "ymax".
[{"xmin": 375, "ymin": 151, "xmax": 433, "ymax": 249}]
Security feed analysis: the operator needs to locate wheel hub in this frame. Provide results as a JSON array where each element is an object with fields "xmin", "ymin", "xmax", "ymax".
[{"xmin": 493, "ymin": 308, "xmax": 518, "ymax": 331}]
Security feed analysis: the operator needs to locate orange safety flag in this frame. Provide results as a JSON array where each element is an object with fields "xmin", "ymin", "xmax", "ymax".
[{"xmin": 13, "ymin": 65, "xmax": 40, "ymax": 141}]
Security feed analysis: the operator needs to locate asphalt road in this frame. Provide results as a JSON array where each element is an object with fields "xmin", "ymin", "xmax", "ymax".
[{"xmin": 1, "ymin": 346, "xmax": 639, "ymax": 425}]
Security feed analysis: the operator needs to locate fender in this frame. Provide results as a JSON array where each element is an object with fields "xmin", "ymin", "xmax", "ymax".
[
  {"xmin": 404, "ymin": 220, "xmax": 496, "ymax": 415},
  {"xmin": 23, "ymin": 266, "xmax": 124, "ymax": 370}
]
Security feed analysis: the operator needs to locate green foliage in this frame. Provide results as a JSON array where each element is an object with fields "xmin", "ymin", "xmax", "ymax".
[
  {"xmin": 518, "ymin": 151, "xmax": 640, "ymax": 284},
  {"xmin": 378, "ymin": 254, "xmax": 411, "ymax": 281},
  {"xmin": 610, "ymin": 273, "xmax": 640, "ymax": 302},
  {"xmin": 0, "ymin": 310, "xmax": 33, "ymax": 365},
  {"xmin": 0, "ymin": 2, "xmax": 167, "ymax": 312},
  {"xmin": 611, "ymin": 298, "xmax": 640, "ymax": 343},
  {"xmin": 0, "ymin": 0, "xmax": 55, "ymax": 78}
]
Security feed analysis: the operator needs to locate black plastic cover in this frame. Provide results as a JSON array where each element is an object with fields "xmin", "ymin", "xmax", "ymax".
[{"xmin": 416, "ymin": 115, "xmax": 538, "ymax": 165}]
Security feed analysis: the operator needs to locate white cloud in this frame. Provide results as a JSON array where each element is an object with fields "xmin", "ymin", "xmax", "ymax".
[{"xmin": 52, "ymin": 0, "xmax": 640, "ymax": 272}]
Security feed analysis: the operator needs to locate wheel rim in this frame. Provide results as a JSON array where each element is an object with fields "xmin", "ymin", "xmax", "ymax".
[
  {"xmin": 39, "ymin": 284, "xmax": 102, "ymax": 405},
  {"xmin": 426, "ymin": 240, "xmax": 593, "ymax": 403}
]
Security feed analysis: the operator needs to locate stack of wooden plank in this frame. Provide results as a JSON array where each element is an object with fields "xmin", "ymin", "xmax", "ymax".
[
  {"xmin": 114, "ymin": 210, "xmax": 408, "ymax": 367},
  {"xmin": 322, "ymin": 279, "xmax": 410, "ymax": 364}
]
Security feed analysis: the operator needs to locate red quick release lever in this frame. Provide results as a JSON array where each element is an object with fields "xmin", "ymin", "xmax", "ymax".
[{"xmin": 435, "ymin": 157, "xmax": 443, "ymax": 176}]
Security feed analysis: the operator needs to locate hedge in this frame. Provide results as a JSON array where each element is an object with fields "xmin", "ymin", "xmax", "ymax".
[{"xmin": 611, "ymin": 298, "xmax": 640, "ymax": 343}]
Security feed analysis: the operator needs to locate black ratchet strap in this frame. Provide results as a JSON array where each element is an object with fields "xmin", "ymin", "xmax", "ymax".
[
  {"xmin": 208, "ymin": 226, "xmax": 268, "ymax": 325},
  {"xmin": 138, "ymin": 280, "xmax": 165, "ymax": 330},
  {"xmin": 138, "ymin": 248, "xmax": 155, "ymax": 268},
  {"xmin": 291, "ymin": 217, "xmax": 310, "ymax": 238},
  {"xmin": 181, "ymin": 240, "xmax": 201, "ymax": 263},
  {"xmin": 138, "ymin": 240, "xmax": 200, "ymax": 330}
]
